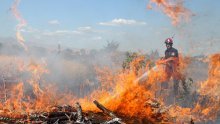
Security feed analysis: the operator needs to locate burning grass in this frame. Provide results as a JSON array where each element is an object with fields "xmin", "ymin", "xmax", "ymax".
[{"xmin": 0, "ymin": 53, "xmax": 219, "ymax": 123}]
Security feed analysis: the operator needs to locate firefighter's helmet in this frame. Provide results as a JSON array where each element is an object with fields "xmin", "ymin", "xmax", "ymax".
[{"xmin": 165, "ymin": 38, "xmax": 173, "ymax": 44}]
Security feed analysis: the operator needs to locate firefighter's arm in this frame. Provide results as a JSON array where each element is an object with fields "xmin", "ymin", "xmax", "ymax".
[
  {"xmin": 164, "ymin": 57, "xmax": 178, "ymax": 63},
  {"xmin": 156, "ymin": 57, "xmax": 178, "ymax": 65}
]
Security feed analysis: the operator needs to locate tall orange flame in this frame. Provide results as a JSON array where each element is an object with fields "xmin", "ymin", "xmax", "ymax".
[
  {"xmin": 199, "ymin": 53, "xmax": 220, "ymax": 97},
  {"xmin": 169, "ymin": 54, "xmax": 220, "ymax": 123},
  {"xmin": 192, "ymin": 53, "xmax": 220, "ymax": 121},
  {"xmin": 11, "ymin": 0, "xmax": 28, "ymax": 51},
  {"xmin": 148, "ymin": 0, "xmax": 192, "ymax": 25}
]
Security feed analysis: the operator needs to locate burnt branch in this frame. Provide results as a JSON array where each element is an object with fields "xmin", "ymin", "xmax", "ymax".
[{"xmin": 93, "ymin": 100, "xmax": 117, "ymax": 118}]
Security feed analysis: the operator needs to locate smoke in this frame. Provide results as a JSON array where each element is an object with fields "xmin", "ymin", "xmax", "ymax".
[
  {"xmin": 0, "ymin": 38, "xmax": 125, "ymax": 97},
  {"xmin": 148, "ymin": 0, "xmax": 192, "ymax": 25},
  {"xmin": 11, "ymin": 0, "xmax": 28, "ymax": 51}
]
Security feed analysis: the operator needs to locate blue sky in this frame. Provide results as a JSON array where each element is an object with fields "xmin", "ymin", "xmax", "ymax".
[{"xmin": 0, "ymin": 0, "xmax": 219, "ymax": 55}]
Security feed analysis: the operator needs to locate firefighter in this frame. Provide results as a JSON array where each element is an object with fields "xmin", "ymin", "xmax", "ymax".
[{"xmin": 160, "ymin": 38, "xmax": 187, "ymax": 98}]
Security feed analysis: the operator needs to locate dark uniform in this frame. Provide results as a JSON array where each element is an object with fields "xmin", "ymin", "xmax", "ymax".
[
  {"xmin": 160, "ymin": 38, "xmax": 188, "ymax": 103},
  {"xmin": 165, "ymin": 47, "xmax": 178, "ymax": 59},
  {"xmin": 162, "ymin": 47, "xmax": 181, "ymax": 96}
]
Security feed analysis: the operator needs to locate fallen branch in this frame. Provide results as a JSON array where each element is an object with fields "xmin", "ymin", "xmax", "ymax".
[
  {"xmin": 93, "ymin": 100, "xmax": 117, "ymax": 118},
  {"xmin": 93, "ymin": 100, "xmax": 125, "ymax": 124}
]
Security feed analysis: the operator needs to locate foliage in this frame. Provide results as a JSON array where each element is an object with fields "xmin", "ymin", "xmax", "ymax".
[
  {"xmin": 104, "ymin": 40, "xmax": 119, "ymax": 52},
  {"xmin": 122, "ymin": 52, "xmax": 155, "ymax": 73}
]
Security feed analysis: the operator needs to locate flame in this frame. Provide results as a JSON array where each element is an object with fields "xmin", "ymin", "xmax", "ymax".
[
  {"xmin": 11, "ymin": 0, "xmax": 28, "ymax": 51},
  {"xmin": 192, "ymin": 53, "xmax": 220, "ymax": 121},
  {"xmin": 148, "ymin": 0, "xmax": 192, "ymax": 25},
  {"xmin": 27, "ymin": 61, "xmax": 49, "ymax": 96},
  {"xmin": 81, "ymin": 67, "xmax": 155, "ymax": 120},
  {"xmin": 199, "ymin": 54, "xmax": 220, "ymax": 97}
]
